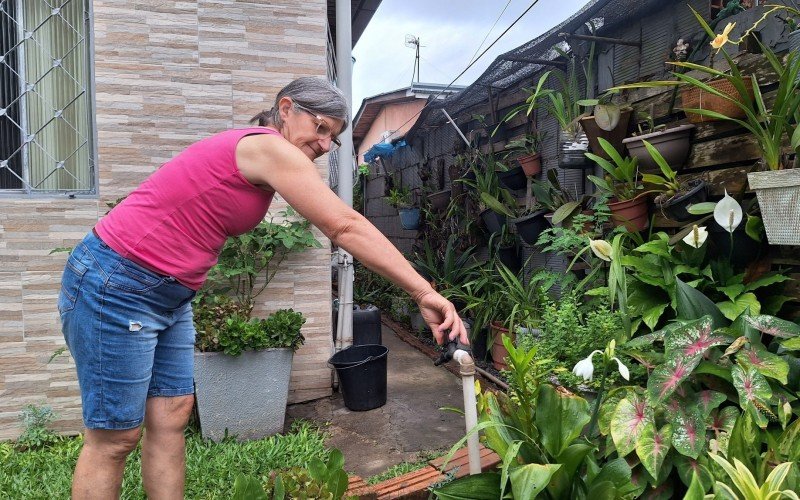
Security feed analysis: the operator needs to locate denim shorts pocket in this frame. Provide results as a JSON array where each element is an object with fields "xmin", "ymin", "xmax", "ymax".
[
  {"xmin": 59, "ymin": 249, "xmax": 90, "ymax": 315},
  {"xmin": 106, "ymin": 260, "xmax": 165, "ymax": 294}
]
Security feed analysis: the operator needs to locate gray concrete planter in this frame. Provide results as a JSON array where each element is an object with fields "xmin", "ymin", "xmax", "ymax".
[{"xmin": 194, "ymin": 348, "xmax": 294, "ymax": 441}]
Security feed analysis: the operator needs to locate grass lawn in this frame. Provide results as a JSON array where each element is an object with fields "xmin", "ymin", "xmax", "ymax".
[{"xmin": 1, "ymin": 420, "xmax": 329, "ymax": 499}]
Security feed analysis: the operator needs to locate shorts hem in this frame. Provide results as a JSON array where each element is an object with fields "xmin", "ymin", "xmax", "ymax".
[
  {"xmin": 148, "ymin": 386, "xmax": 195, "ymax": 398},
  {"xmin": 85, "ymin": 418, "xmax": 143, "ymax": 430}
]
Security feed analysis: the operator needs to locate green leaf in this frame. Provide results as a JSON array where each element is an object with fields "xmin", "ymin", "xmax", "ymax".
[
  {"xmin": 642, "ymin": 303, "xmax": 669, "ymax": 331},
  {"xmin": 592, "ymin": 457, "xmax": 632, "ymax": 489},
  {"xmin": 675, "ymin": 455, "xmax": 715, "ymax": 492},
  {"xmin": 707, "ymin": 406, "xmax": 739, "ymax": 456},
  {"xmin": 232, "ymin": 474, "xmax": 268, "ymax": 500},
  {"xmin": 509, "ymin": 464, "xmax": 561, "ymax": 500},
  {"xmin": 648, "ymin": 356, "xmax": 701, "ymax": 403},
  {"xmin": 636, "ymin": 424, "xmax": 672, "ymax": 478},
  {"xmin": 500, "ymin": 441, "xmax": 523, "ymax": 494},
  {"xmin": 683, "ymin": 472, "xmax": 707, "ymax": 500},
  {"xmin": 610, "ymin": 395, "xmax": 654, "ymax": 457},
  {"xmin": 731, "ymin": 364, "xmax": 773, "ymax": 429},
  {"xmin": 676, "ymin": 277, "xmax": 727, "ymax": 327},
  {"xmin": 431, "ymin": 472, "xmax": 503, "ymax": 499},
  {"xmin": 745, "ymin": 215, "xmax": 763, "ymax": 242},
  {"xmin": 781, "ymin": 337, "xmax": 800, "ymax": 350},
  {"xmin": 716, "ymin": 284, "xmax": 746, "ymax": 302},
  {"xmin": 548, "ymin": 443, "xmax": 594, "ymax": 499},
  {"xmin": 717, "ymin": 293, "xmax": 761, "ymax": 322},
  {"xmin": 535, "ymin": 384, "xmax": 591, "ymax": 457},
  {"xmin": 686, "ymin": 202, "xmax": 717, "ymax": 215}
]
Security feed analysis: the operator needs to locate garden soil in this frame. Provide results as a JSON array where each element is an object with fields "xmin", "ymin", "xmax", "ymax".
[{"xmin": 285, "ymin": 323, "xmax": 469, "ymax": 479}]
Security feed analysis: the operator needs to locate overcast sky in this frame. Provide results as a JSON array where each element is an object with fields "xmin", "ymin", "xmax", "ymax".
[{"xmin": 352, "ymin": 0, "xmax": 589, "ymax": 111}]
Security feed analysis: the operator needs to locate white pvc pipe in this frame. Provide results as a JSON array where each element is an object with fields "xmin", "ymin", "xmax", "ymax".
[{"xmin": 453, "ymin": 349, "xmax": 481, "ymax": 475}]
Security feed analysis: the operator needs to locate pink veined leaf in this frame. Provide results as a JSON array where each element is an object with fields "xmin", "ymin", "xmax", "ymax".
[
  {"xmin": 735, "ymin": 348, "xmax": 790, "ymax": 385},
  {"xmin": 673, "ymin": 409, "xmax": 707, "ymax": 459},
  {"xmin": 648, "ymin": 356, "xmax": 701, "ymax": 403},
  {"xmin": 610, "ymin": 395, "xmax": 654, "ymax": 457},
  {"xmin": 731, "ymin": 364, "xmax": 774, "ymax": 428},
  {"xmin": 665, "ymin": 317, "xmax": 729, "ymax": 362},
  {"xmin": 743, "ymin": 315, "xmax": 800, "ymax": 338},
  {"xmin": 697, "ymin": 391, "xmax": 726, "ymax": 417},
  {"xmin": 636, "ymin": 423, "xmax": 672, "ymax": 479}
]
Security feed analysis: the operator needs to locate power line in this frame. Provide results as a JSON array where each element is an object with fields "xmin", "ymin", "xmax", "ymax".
[
  {"xmin": 466, "ymin": 0, "xmax": 514, "ymax": 67},
  {"xmin": 382, "ymin": 0, "xmax": 543, "ymax": 143}
]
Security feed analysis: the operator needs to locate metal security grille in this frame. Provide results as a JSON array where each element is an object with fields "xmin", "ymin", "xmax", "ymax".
[{"xmin": 0, "ymin": 0, "xmax": 94, "ymax": 194}]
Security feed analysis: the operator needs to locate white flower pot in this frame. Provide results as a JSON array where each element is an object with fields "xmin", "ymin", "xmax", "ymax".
[{"xmin": 747, "ymin": 169, "xmax": 800, "ymax": 245}]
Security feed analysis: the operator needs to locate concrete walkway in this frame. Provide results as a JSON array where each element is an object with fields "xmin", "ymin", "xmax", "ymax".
[{"xmin": 285, "ymin": 324, "xmax": 468, "ymax": 479}]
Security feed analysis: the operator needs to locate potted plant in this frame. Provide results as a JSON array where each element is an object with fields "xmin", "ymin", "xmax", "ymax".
[
  {"xmin": 385, "ymin": 185, "xmax": 420, "ymax": 230},
  {"xmin": 586, "ymin": 137, "xmax": 649, "ymax": 232},
  {"xmin": 545, "ymin": 49, "xmax": 592, "ymax": 168},
  {"xmin": 481, "ymin": 187, "xmax": 549, "ymax": 246},
  {"xmin": 578, "ymin": 91, "xmax": 633, "ymax": 160},
  {"xmin": 639, "ymin": 140, "xmax": 707, "ymax": 222},
  {"xmin": 461, "ymin": 152, "xmax": 516, "ymax": 234},
  {"xmin": 193, "ymin": 208, "xmax": 319, "ymax": 441},
  {"xmin": 622, "ymin": 112, "xmax": 695, "ymax": 172},
  {"xmin": 502, "ymin": 131, "xmax": 546, "ymax": 177}
]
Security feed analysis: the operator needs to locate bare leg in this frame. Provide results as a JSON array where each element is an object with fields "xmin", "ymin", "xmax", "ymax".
[
  {"xmin": 141, "ymin": 395, "xmax": 195, "ymax": 500},
  {"xmin": 72, "ymin": 427, "xmax": 142, "ymax": 499}
]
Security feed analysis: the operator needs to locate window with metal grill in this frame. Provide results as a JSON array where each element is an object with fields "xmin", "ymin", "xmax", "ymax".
[{"xmin": 0, "ymin": 0, "xmax": 94, "ymax": 195}]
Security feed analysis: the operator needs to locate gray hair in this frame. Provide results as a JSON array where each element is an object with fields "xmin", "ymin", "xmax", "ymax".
[{"xmin": 251, "ymin": 77, "xmax": 350, "ymax": 131}]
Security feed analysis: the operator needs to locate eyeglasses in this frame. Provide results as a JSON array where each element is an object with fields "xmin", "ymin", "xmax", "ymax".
[{"xmin": 293, "ymin": 102, "xmax": 342, "ymax": 152}]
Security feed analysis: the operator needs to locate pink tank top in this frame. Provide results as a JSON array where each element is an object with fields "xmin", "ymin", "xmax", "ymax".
[{"xmin": 95, "ymin": 127, "xmax": 281, "ymax": 290}]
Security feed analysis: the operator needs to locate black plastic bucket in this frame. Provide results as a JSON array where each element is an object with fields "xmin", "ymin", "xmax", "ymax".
[{"xmin": 329, "ymin": 345, "xmax": 388, "ymax": 411}]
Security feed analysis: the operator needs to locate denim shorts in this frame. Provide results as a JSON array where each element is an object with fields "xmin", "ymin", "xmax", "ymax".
[{"xmin": 59, "ymin": 231, "xmax": 196, "ymax": 430}]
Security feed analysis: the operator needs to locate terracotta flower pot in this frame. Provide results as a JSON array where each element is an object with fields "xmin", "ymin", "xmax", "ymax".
[
  {"xmin": 490, "ymin": 322, "xmax": 514, "ymax": 371},
  {"xmin": 517, "ymin": 153, "xmax": 542, "ymax": 176},
  {"xmin": 608, "ymin": 195, "xmax": 649, "ymax": 232}
]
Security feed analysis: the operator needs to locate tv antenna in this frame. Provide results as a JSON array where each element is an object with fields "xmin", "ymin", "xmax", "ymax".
[{"xmin": 404, "ymin": 34, "xmax": 421, "ymax": 84}]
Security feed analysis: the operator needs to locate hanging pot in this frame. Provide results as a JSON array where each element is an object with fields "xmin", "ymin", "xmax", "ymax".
[
  {"xmin": 622, "ymin": 124, "xmax": 695, "ymax": 172},
  {"xmin": 510, "ymin": 209, "xmax": 550, "ymax": 245},
  {"xmin": 428, "ymin": 189, "xmax": 451, "ymax": 212},
  {"xmin": 517, "ymin": 153, "xmax": 542, "ymax": 177},
  {"xmin": 479, "ymin": 208, "xmax": 507, "ymax": 234},
  {"xmin": 579, "ymin": 109, "xmax": 633, "ymax": 160},
  {"xmin": 398, "ymin": 207, "xmax": 421, "ymax": 230},
  {"xmin": 654, "ymin": 179, "xmax": 707, "ymax": 222},
  {"xmin": 497, "ymin": 166, "xmax": 528, "ymax": 191},
  {"xmin": 497, "ymin": 245, "xmax": 521, "ymax": 273},
  {"xmin": 747, "ymin": 169, "xmax": 800, "ymax": 245},
  {"xmin": 608, "ymin": 195, "xmax": 649, "ymax": 232}
]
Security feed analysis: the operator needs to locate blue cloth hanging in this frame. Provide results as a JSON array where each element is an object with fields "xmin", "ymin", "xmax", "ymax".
[{"xmin": 363, "ymin": 140, "xmax": 407, "ymax": 163}]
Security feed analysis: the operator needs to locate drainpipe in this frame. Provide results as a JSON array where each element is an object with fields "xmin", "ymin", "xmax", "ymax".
[{"xmin": 334, "ymin": 0, "xmax": 354, "ymax": 358}]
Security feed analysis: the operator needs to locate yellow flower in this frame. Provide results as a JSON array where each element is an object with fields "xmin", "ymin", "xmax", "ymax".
[
  {"xmin": 711, "ymin": 22, "xmax": 735, "ymax": 52},
  {"xmin": 589, "ymin": 239, "xmax": 613, "ymax": 262}
]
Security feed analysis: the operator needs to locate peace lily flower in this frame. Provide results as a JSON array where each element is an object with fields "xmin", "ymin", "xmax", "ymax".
[
  {"xmin": 711, "ymin": 22, "xmax": 735, "ymax": 52},
  {"xmin": 714, "ymin": 190, "xmax": 743, "ymax": 233},
  {"xmin": 572, "ymin": 340, "xmax": 630, "ymax": 382},
  {"xmin": 682, "ymin": 225, "xmax": 708, "ymax": 248},
  {"xmin": 589, "ymin": 239, "xmax": 613, "ymax": 262}
]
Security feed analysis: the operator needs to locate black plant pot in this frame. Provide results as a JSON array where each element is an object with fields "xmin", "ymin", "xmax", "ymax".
[
  {"xmin": 656, "ymin": 180, "xmax": 707, "ymax": 222},
  {"xmin": 510, "ymin": 210, "xmax": 550, "ymax": 245},
  {"xmin": 479, "ymin": 208, "xmax": 507, "ymax": 234},
  {"xmin": 498, "ymin": 245, "xmax": 521, "ymax": 273},
  {"xmin": 470, "ymin": 325, "xmax": 489, "ymax": 363},
  {"xmin": 708, "ymin": 223, "xmax": 763, "ymax": 269},
  {"xmin": 497, "ymin": 166, "xmax": 527, "ymax": 191}
]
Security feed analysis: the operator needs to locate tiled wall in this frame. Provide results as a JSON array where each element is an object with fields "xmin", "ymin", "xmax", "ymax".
[{"xmin": 0, "ymin": 0, "xmax": 332, "ymax": 440}]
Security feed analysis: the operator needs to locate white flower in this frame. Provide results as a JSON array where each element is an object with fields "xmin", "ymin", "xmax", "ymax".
[
  {"xmin": 682, "ymin": 225, "xmax": 708, "ymax": 248},
  {"xmin": 572, "ymin": 350, "xmax": 602, "ymax": 381},
  {"xmin": 613, "ymin": 357, "xmax": 630, "ymax": 380},
  {"xmin": 589, "ymin": 239, "xmax": 613, "ymax": 262},
  {"xmin": 714, "ymin": 190, "xmax": 742, "ymax": 233}
]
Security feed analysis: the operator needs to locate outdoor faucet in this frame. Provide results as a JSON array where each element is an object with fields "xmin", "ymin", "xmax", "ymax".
[{"xmin": 436, "ymin": 339, "xmax": 481, "ymax": 475}]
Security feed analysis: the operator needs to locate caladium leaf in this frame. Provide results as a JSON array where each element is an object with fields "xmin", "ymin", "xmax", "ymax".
[
  {"xmin": 736, "ymin": 348, "xmax": 789, "ymax": 384},
  {"xmin": 636, "ymin": 424, "xmax": 672, "ymax": 478},
  {"xmin": 625, "ymin": 329, "xmax": 667, "ymax": 350},
  {"xmin": 674, "ymin": 455, "xmax": 715, "ymax": 492},
  {"xmin": 672, "ymin": 408, "xmax": 707, "ymax": 458},
  {"xmin": 664, "ymin": 316, "xmax": 728, "ymax": 363},
  {"xmin": 731, "ymin": 364, "xmax": 774, "ymax": 429},
  {"xmin": 707, "ymin": 406, "xmax": 739, "ymax": 456},
  {"xmin": 647, "ymin": 355, "xmax": 702, "ymax": 403},
  {"xmin": 696, "ymin": 391, "xmax": 727, "ymax": 418},
  {"xmin": 743, "ymin": 315, "xmax": 800, "ymax": 338},
  {"xmin": 610, "ymin": 395, "xmax": 654, "ymax": 457},
  {"xmin": 599, "ymin": 387, "xmax": 641, "ymax": 436}
]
